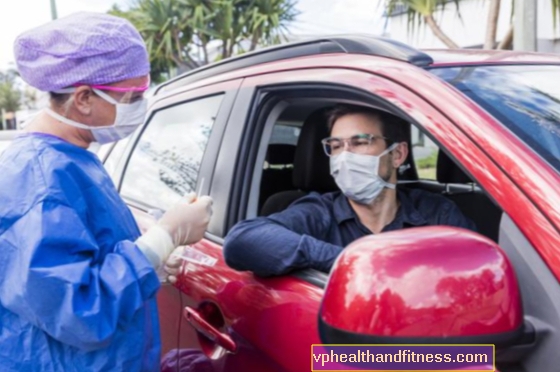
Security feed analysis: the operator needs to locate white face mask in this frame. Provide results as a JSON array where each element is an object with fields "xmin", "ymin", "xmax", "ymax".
[
  {"xmin": 330, "ymin": 143, "xmax": 398, "ymax": 205},
  {"xmin": 45, "ymin": 88, "xmax": 148, "ymax": 145}
]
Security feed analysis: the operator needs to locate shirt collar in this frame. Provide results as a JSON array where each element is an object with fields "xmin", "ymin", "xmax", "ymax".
[{"xmin": 333, "ymin": 189, "xmax": 428, "ymax": 227}]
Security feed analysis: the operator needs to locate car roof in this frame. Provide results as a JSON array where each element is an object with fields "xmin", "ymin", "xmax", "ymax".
[
  {"xmin": 426, "ymin": 49, "xmax": 560, "ymax": 66},
  {"xmin": 154, "ymin": 35, "xmax": 432, "ymax": 95},
  {"xmin": 154, "ymin": 35, "xmax": 560, "ymax": 96}
]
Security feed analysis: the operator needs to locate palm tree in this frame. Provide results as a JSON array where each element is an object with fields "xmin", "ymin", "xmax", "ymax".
[
  {"xmin": 110, "ymin": 0, "xmax": 202, "ymax": 82},
  {"xmin": 382, "ymin": 0, "xmax": 560, "ymax": 50},
  {"xmin": 111, "ymin": 0, "xmax": 298, "ymax": 80},
  {"xmin": 208, "ymin": 0, "xmax": 246, "ymax": 60},
  {"xmin": 384, "ymin": 0, "xmax": 462, "ymax": 48},
  {"xmin": 179, "ymin": 0, "xmax": 214, "ymax": 64},
  {"xmin": 245, "ymin": 0, "xmax": 298, "ymax": 51}
]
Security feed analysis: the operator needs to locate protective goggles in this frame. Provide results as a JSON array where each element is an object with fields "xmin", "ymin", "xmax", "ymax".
[{"xmin": 56, "ymin": 81, "xmax": 150, "ymax": 104}]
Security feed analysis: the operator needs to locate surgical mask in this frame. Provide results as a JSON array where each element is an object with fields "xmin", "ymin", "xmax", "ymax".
[
  {"xmin": 45, "ymin": 88, "xmax": 148, "ymax": 144},
  {"xmin": 330, "ymin": 143, "xmax": 398, "ymax": 205}
]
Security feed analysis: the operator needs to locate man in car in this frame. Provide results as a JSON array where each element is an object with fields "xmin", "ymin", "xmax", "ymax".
[{"xmin": 223, "ymin": 104, "xmax": 476, "ymax": 277}]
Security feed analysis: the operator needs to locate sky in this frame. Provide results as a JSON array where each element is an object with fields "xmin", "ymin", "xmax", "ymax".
[{"xmin": 0, "ymin": 0, "xmax": 385, "ymax": 69}]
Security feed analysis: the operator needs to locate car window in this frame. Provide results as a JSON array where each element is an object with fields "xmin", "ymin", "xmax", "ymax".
[
  {"xmin": 411, "ymin": 126, "xmax": 438, "ymax": 180},
  {"xmin": 121, "ymin": 94, "xmax": 224, "ymax": 210},
  {"xmin": 431, "ymin": 65, "xmax": 560, "ymax": 174},
  {"xmin": 270, "ymin": 123, "xmax": 301, "ymax": 145},
  {"xmin": 103, "ymin": 139, "xmax": 130, "ymax": 181}
]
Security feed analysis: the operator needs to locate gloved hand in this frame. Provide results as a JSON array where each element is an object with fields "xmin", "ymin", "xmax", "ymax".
[
  {"xmin": 136, "ymin": 193, "xmax": 213, "ymax": 269},
  {"xmin": 161, "ymin": 246, "xmax": 184, "ymax": 284},
  {"xmin": 158, "ymin": 192, "xmax": 213, "ymax": 247}
]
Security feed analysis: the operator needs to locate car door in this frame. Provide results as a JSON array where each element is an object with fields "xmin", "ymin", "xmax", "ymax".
[{"xmin": 109, "ymin": 80, "xmax": 241, "ymax": 366}]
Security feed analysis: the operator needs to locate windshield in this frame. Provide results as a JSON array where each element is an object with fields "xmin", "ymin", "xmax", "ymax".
[{"xmin": 430, "ymin": 65, "xmax": 560, "ymax": 173}]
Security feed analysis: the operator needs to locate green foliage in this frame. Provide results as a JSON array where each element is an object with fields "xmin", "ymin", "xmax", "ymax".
[
  {"xmin": 0, "ymin": 71, "xmax": 21, "ymax": 113},
  {"xmin": 110, "ymin": 0, "xmax": 299, "ymax": 82},
  {"xmin": 553, "ymin": 0, "xmax": 560, "ymax": 29},
  {"xmin": 383, "ymin": 0, "xmax": 461, "ymax": 36},
  {"xmin": 416, "ymin": 149, "xmax": 438, "ymax": 169}
]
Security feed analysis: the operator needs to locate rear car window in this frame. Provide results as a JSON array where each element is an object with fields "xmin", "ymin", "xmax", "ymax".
[
  {"xmin": 430, "ymin": 65, "xmax": 560, "ymax": 173},
  {"xmin": 270, "ymin": 124, "xmax": 301, "ymax": 145},
  {"xmin": 121, "ymin": 94, "xmax": 224, "ymax": 210}
]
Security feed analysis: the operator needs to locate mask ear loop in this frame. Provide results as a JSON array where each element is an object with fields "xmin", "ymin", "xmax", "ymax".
[
  {"xmin": 45, "ymin": 87, "xmax": 120, "ymax": 130},
  {"xmin": 50, "ymin": 87, "xmax": 77, "ymax": 119},
  {"xmin": 380, "ymin": 143, "xmax": 400, "ymax": 190},
  {"xmin": 61, "ymin": 94, "xmax": 76, "ymax": 118}
]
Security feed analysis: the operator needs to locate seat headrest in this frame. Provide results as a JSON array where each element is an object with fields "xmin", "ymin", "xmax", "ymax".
[
  {"xmin": 437, "ymin": 150, "xmax": 472, "ymax": 183},
  {"xmin": 293, "ymin": 108, "xmax": 338, "ymax": 192},
  {"xmin": 266, "ymin": 144, "xmax": 296, "ymax": 165}
]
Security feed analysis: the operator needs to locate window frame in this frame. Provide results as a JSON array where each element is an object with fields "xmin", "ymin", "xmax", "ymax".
[
  {"xmin": 220, "ymin": 72, "xmax": 511, "ymax": 288},
  {"xmin": 228, "ymin": 83, "xmax": 423, "ymax": 231}
]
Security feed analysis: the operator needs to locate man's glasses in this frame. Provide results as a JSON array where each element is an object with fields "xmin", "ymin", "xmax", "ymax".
[{"xmin": 321, "ymin": 134, "xmax": 389, "ymax": 157}]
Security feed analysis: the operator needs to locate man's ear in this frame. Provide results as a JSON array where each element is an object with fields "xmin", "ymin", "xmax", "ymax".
[
  {"xmin": 71, "ymin": 86, "xmax": 94, "ymax": 116},
  {"xmin": 392, "ymin": 142, "xmax": 409, "ymax": 168}
]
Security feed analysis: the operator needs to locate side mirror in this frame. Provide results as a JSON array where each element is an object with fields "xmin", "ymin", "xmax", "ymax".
[{"xmin": 319, "ymin": 226, "xmax": 524, "ymax": 347}]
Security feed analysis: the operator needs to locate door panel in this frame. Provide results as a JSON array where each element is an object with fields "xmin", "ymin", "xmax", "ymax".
[{"xmin": 175, "ymin": 239, "xmax": 323, "ymax": 371}]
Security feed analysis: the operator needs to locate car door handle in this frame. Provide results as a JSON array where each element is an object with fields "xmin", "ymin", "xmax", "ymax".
[{"xmin": 183, "ymin": 306, "xmax": 237, "ymax": 353}]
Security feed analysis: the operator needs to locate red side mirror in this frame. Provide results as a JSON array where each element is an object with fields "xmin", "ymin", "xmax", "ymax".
[{"xmin": 319, "ymin": 226, "xmax": 524, "ymax": 347}]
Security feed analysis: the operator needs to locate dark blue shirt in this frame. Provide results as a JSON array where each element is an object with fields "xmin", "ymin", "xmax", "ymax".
[{"xmin": 223, "ymin": 188, "xmax": 476, "ymax": 277}]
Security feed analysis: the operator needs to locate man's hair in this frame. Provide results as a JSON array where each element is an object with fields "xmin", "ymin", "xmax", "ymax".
[{"xmin": 326, "ymin": 104, "xmax": 410, "ymax": 146}]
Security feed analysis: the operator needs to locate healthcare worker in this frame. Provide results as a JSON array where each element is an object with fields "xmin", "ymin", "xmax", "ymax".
[{"xmin": 0, "ymin": 12, "xmax": 212, "ymax": 371}]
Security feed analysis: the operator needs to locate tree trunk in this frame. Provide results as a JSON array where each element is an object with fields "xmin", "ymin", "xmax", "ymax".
[
  {"xmin": 485, "ymin": 0, "xmax": 502, "ymax": 49},
  {"xmin": 497, "ymin": 24, "xmax": 514, "ymax": 49},
  {"xmin": 424, "ymin": 14, "xmax": 460, "ymax": 49},
  {"xmin": 227, "ymin": 39, "xmax": 236, "ymax": 58},
  {"xmin": 250, "ymin": 31, "xmax": 260, "ymax": 51},
  {"xmin": 202, "ymin": 41, "xmax": 209, "ymax": 64},
  {"xmin": 221, "ymin": 40, "xmax": 228, "ymax": 60},
  {"xmin": 170, "ymin": 54, "xmax": 198, "ymax": 70}
]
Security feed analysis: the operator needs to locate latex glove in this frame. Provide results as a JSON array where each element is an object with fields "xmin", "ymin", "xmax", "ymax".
[
  {"xmin": 158, "ymin": 192, "xmax": 213, "ymax": 247},
  {"xmin": 161, "ymin": 246, "xmax": 184, "ymax": 284},
  {"xmin": 136, "ymin": 193, "xmax": 213, "ymax": 269}
]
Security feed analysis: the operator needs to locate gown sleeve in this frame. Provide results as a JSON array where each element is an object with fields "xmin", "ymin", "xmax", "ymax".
[{"xmin": 0, "ymin": 196, "xmax": 160, "ymax": 352}]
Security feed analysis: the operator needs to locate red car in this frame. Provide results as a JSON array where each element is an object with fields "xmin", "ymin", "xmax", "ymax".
[{"xmin": 97, "ymin": 36, "xmax": 560, "ymax": 372}]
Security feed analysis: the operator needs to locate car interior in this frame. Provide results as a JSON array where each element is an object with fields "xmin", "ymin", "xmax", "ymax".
[{"xmin": 255, "ymin": 101, "xmax": 503, "ymax": 243}]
